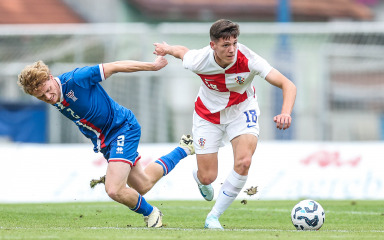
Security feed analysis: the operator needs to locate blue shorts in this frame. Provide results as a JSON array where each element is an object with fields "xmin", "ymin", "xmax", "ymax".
[{"xmin": 100, "ymin": 122, "xmax": 141, "ymax": 167}]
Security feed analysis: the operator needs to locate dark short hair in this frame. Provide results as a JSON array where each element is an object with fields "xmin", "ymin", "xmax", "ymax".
[{"xmin": 210, "ymin": 19, "xmax": 240, "ymax": 42}]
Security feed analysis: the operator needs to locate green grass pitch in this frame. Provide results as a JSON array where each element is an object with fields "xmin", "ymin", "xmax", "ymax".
[{"xmin": 0, "ymin": 200, "xmax": 383, "ymax": 240}]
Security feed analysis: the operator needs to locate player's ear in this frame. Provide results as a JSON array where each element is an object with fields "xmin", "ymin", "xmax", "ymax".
[{"xmin": 210, "ymin": 41, "xmax": 215, "ymax": 50}]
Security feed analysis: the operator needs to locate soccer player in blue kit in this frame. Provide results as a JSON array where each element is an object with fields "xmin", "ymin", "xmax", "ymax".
[{"xmin": 17, "ymin": 56, "xmax": 194, "ymax": 228}]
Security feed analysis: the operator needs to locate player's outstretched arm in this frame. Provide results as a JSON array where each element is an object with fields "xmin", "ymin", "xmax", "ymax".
[
  {"xmin": 153, "ymin": 41, "xmax": 189, "ymax": 60},
  {"xmin": 265, "ymin": 68, "xmax": 297, "ymax": 130},
  {"xmin": 102, "ymin": 56, "xmax": 168, "ymax": 79}
]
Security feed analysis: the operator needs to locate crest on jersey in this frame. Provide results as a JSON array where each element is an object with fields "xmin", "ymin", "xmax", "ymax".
[
  {"xmin": 235, "ymin": 76, "xmax": 245, "ymax": 84},
  {"xmin": 198, "ymin": 138, "xmax": 206, "ymax": 148},
  {"xmin": 66, "ymin": 90, "xmax": 78, "ymax": 102}
]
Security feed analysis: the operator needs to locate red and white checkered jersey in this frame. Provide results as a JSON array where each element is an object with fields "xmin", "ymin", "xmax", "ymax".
[{"xmin": 183, "ymin": 43, "xmax": 273, "ymax": 124}]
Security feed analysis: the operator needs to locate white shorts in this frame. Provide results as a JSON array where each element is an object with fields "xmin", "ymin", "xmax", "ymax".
[{"xmin": 192, "ymin": 100, "xmax": 260, "ymax": 154}]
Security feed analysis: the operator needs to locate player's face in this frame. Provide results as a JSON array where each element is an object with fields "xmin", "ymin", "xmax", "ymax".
[
  {"xmin": 32, "ymin": 75, "xmax": 61, "ymax": 104},
  {"xmin": 210, "ymin": 36, "xmax": 237, "ymax": 68}
]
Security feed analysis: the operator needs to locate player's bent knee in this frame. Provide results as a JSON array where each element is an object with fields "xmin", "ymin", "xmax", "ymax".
[
  {"xmin": 105, "ymin": 186, "xmax": 123, "ymax": 202},
  {"xmin": 199, "ymin": 175, "xmax": 216, "ymax": 185},
  {"xmin": 105, "ymin": 188, "xmax": 117, "ymax": 201}
]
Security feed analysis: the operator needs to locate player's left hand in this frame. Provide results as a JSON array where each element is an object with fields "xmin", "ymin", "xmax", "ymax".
[
  {"xmin": 273, "ymin": 113, "xmax": 292, "ymax": 130},
  {"xmin": 153, "ymin": 56, "xmax": 168, "ymax": 70}
]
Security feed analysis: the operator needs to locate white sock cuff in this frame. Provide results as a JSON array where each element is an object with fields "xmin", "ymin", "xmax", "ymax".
[
  {"xmin": 228, "ymin": 169, "xmax": 248, "ymax": 189},
  {"xmin": 209, "ymin": 208, "xmax": 221, "ymax": 218}
]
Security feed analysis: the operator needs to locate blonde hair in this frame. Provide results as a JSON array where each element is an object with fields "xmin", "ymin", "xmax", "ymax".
[{"xmin": 17, "ymin": 60, "xmax": 50, "ymax": 95}]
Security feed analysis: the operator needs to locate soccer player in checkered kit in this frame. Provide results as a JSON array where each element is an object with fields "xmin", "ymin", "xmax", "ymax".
[
  {"xmin": 17, "ymin": 57, "xmax": 195, "ymax": 228},
  {"xmin": 154, "ymin": 19, "xmax": 297, "ymax": 229}
]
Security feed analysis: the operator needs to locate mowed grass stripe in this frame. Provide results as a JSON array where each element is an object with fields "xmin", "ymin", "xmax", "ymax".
[
  {"xmin": 170, "ymin": 205, "xmax": 383, "ymax": 215},
  {"xmin": 0, "ymin": 200, "xmax": 383, "ymax": 240},
  {"xmin": 2, "ymin": 226, "xmax": 384, "ymax": 233}
]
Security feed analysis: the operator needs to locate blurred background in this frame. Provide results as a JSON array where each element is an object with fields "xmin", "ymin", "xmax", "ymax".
[
  {"xmin": 1, "ymin": 0, "xmax": 384, "ymax": 203},
  {"xmin": 0, "ymin": 0, "xmax": 383, "ymax": 144}
]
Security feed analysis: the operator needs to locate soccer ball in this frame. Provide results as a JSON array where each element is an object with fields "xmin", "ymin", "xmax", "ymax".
[{"xmin": 291, "ymin": 199, "xmax": 325, "ymax": 230}]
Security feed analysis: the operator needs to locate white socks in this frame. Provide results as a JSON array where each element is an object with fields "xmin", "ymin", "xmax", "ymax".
[
  {"xmin": 209, "ymin": 169, "xmax": 247, "ymax": 218},
  {"xmin": 192, "ymin": 168, "xmax": 202, "ymax": 184}
]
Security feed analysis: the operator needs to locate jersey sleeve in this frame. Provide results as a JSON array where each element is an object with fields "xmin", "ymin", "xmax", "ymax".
[
  {"xmin": 251, "ymin": 54, "xmax": 273, "ymax": 79},
  {"xmin": 239, "ymin": 44, "xmax": 273, "ymax": 79},
  {"xmin": 72, "ymin": 64, "xmax": 105, "ymax": 88},
  {"xmin": 182, "ymin": 46, "xmax": 211, "ymax": 73}
]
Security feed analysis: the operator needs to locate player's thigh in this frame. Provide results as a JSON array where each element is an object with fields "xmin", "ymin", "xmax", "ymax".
[
  {"xmin": 227, "ymin": 106, "xmax": 259, "ymax": 174},
  {"xmin": 105, "ymin": 161, "xmax": 132, "ymax": 190},
  {"xmin": 126, "ymin": 160, "xmax": 163, "ymax": 194},
  {"xmin": 193, "ymin": 112, "xmax": 223, "ymax": 181},
  {"xmin": 231, "ymin": 134, "xmax": 258, "ymax": 160},
  {"xmin": 126, "ymin": 160, "xmax": 145, "ymax": 187},
  {"xmin": 231, "ymin": 134, "xmax": 258, "ymax": 175},
  {"xmin": 226, "ymin": 100, "xmax": 260, "ymax": 142},
  {"xmin": 196, "ymin": 152, "xmax": 219, "ymax": 182}
]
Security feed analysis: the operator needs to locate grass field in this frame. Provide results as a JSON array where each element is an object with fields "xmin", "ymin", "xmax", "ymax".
[{"xmin": 1, "ymin": 200, "xmax": 383, "ymax": 240}]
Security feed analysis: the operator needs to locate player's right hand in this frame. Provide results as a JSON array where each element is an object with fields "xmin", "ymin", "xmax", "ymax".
[{"xmin": 153, "ymin": 41, "xmax": 169, "ymax": 56}]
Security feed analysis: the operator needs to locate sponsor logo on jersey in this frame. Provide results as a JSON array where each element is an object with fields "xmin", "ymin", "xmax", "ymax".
[
  {"xmin": 235, "ymin": 76, "xmax": 245, "ymax": 84},
  {"xmin": 54, "ymin": 102, "xmax": 80, "ymax": 119},
  {"xmin": 203, "ymin": 79, "xmax": 219, "ymax": 91},
  {"xmin": 66, "ymin": 90, "xmax": 78, "ymax": 102}
]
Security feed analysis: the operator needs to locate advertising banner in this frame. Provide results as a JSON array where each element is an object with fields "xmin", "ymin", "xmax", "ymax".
[{"xmin": 0, "ymin": 142, "xmax": 383, "ymax": 202}]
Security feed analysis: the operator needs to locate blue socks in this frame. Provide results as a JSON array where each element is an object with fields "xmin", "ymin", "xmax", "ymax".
[
  {"xmin": 155, "ymin": 147, "xmax": 187, "ymax": 176},
  {"xmin": 129, "ymin": 147, "xmax": 187, "ymax": 216},
  {"xmin": 130, "ymin": 194, "xmax": 153, "ymax": 216}
]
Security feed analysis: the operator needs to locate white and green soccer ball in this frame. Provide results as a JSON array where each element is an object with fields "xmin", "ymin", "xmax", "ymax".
[{"xmin": 291, "ymin": 199, "xmax": 325, "ymax": 230}]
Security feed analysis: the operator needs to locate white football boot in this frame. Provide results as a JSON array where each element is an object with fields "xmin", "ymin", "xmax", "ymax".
[
  {"xmin": 204, "ymin": 214, "xmax": 224, "ymax": 229},
  {"xmin": 144, "ymin": 207, "xmax": 163, "ymax": 228},
  {"xmin": 193, "ymin": 170, "xmax": 214, "ymax": 201}
]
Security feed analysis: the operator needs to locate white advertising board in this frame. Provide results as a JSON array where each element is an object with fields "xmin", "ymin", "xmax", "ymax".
[{"xmin": 0, "ymin": 141, "xmax": 383, "ymax": 203}]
